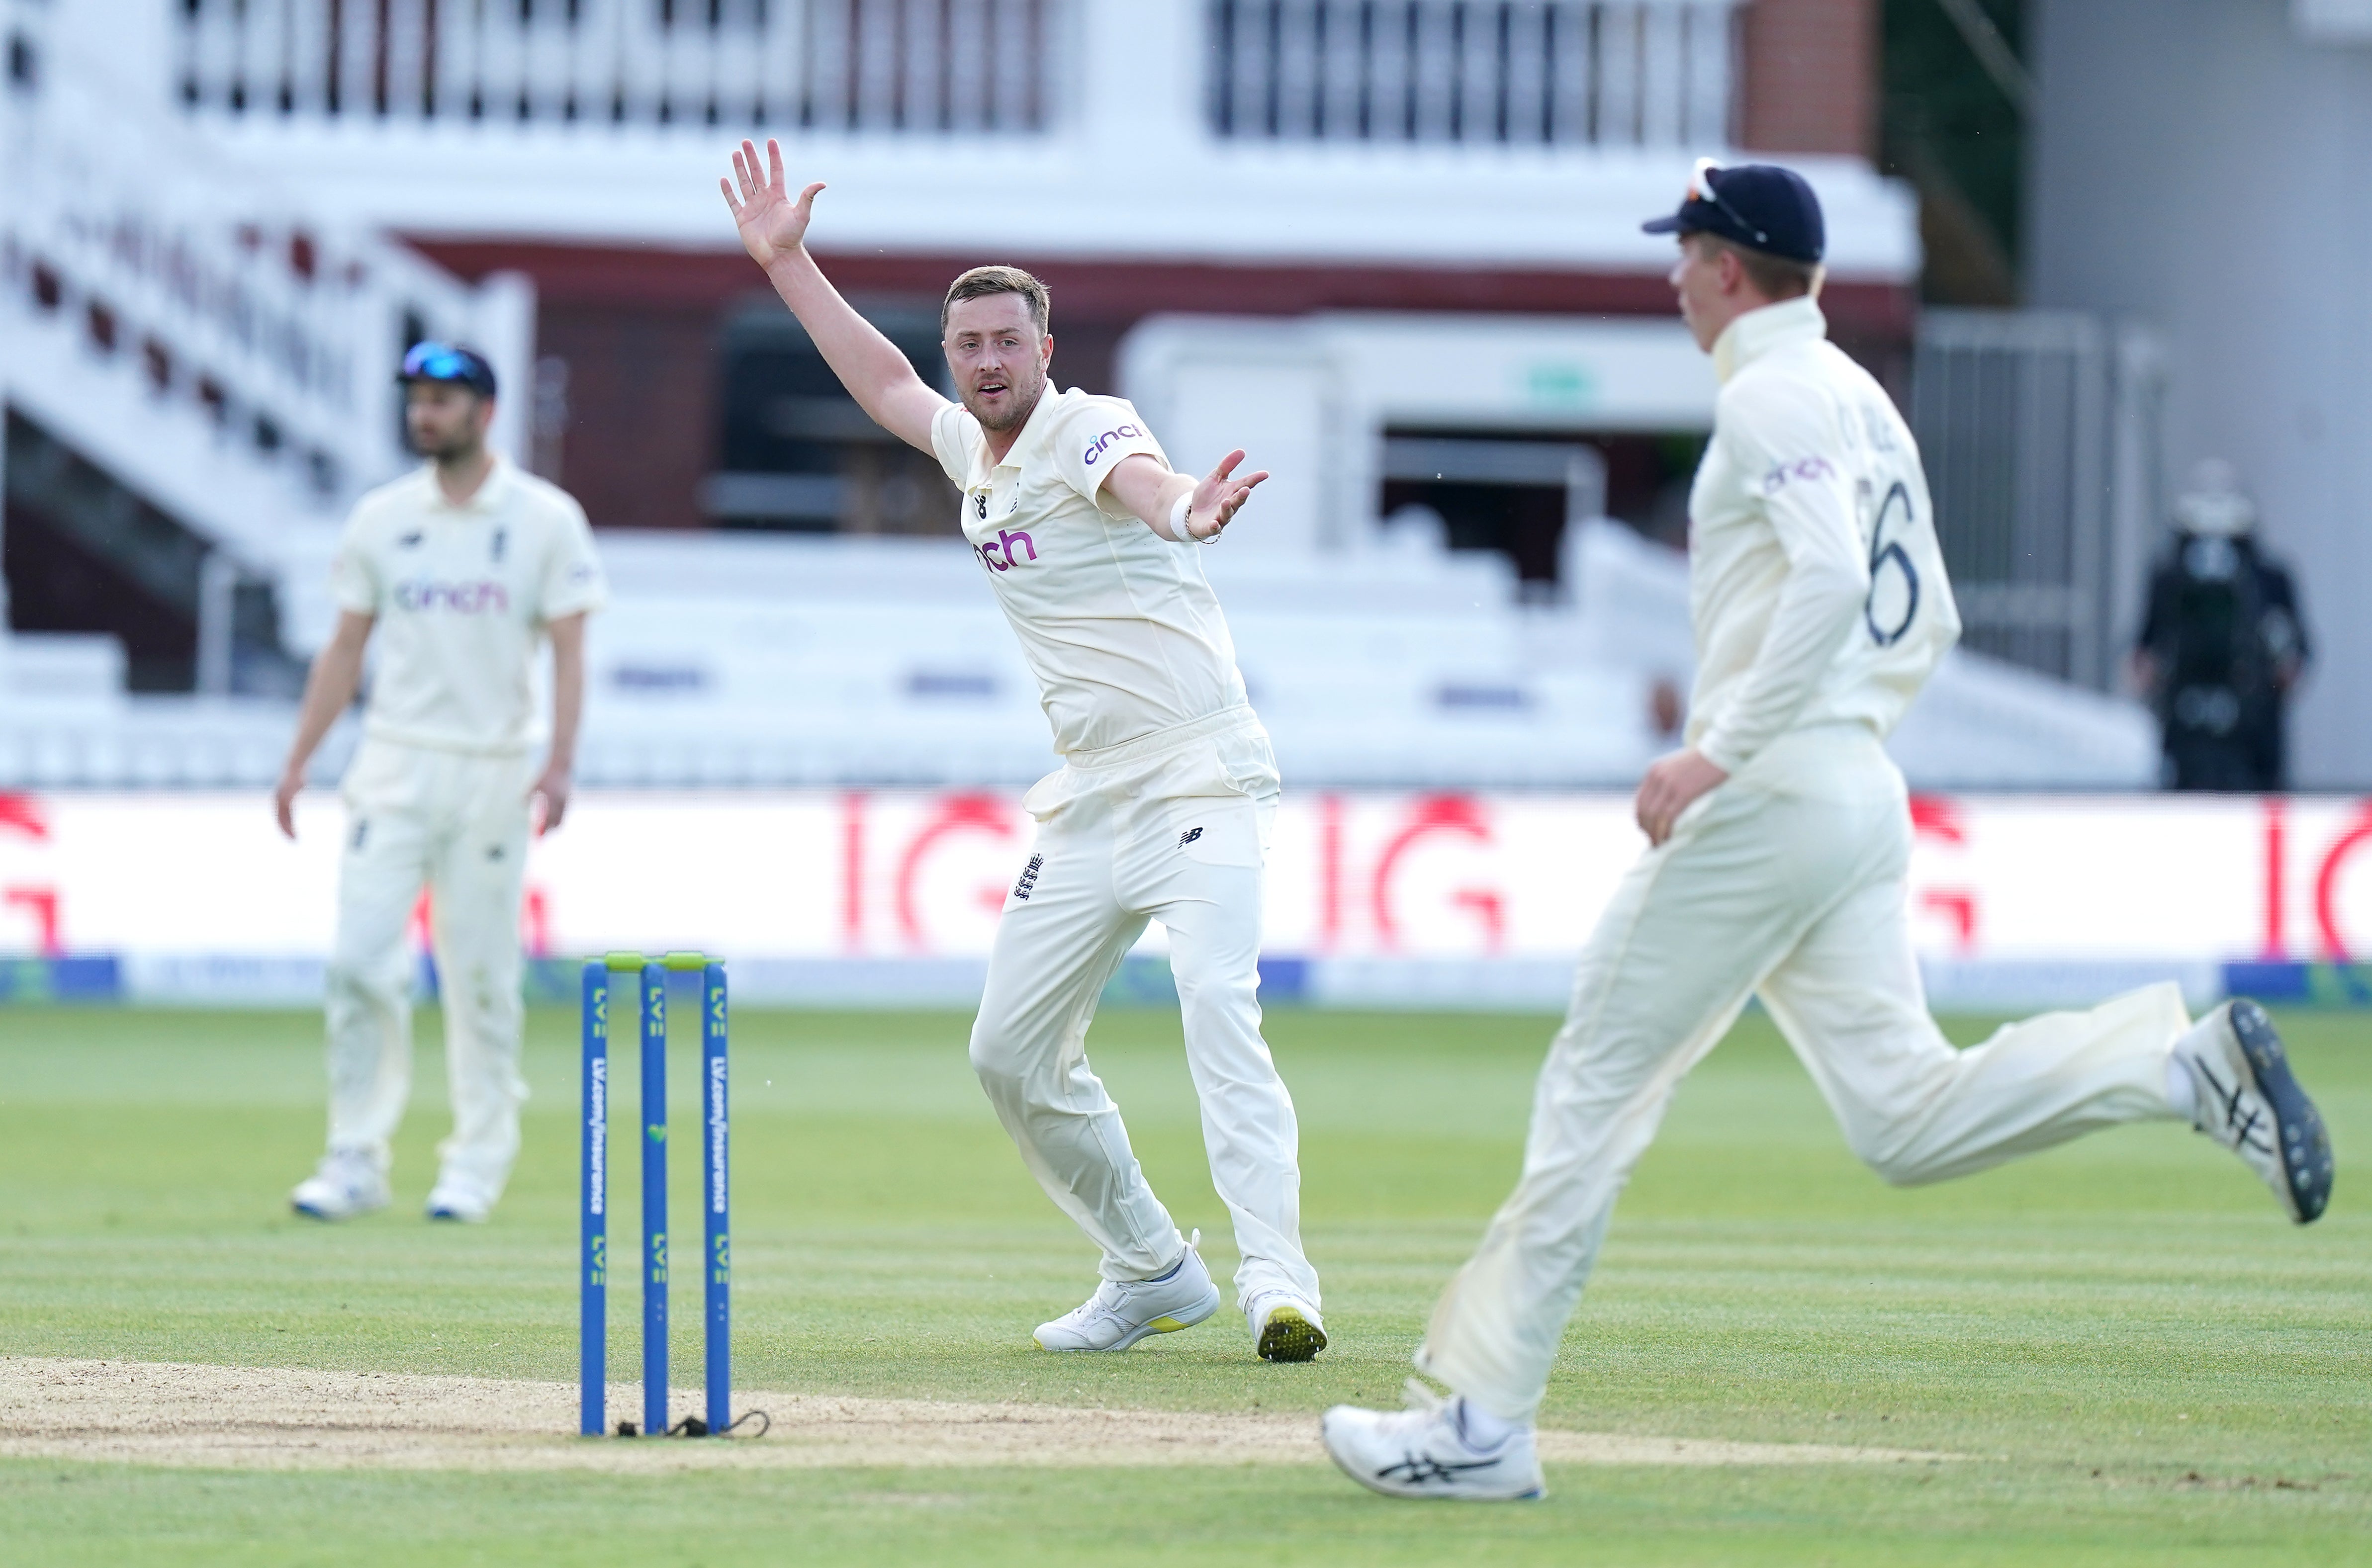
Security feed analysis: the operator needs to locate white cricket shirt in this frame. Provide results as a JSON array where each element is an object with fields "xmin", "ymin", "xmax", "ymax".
[
  {"xmin": 330, "ymin": 457, "xmax": 608, "ymax": 754},
  {"xmin": 1684, "ymin": 296, "xmax": 1961, "ymax": 775},
  {"xmin": 931, "ymin": 386, "xmax": 1252, "ymax": 758}
]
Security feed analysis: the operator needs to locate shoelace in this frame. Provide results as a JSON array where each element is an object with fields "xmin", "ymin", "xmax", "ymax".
[
  {"xmin": 1055, "ymin": 1229, "xmax": 1205, "ymax": 1330},
  {"xmin": 1371, "ymin": 1379, "xmax": 1506, "ymax": 1485},
  {"xmin": 2190, "ymin": 1056, "xmax": 2275, "ymax": 1155},
  {"xmin": 1053, "ymin": 1284, "xmax": 1126, "ymax": 1329}
]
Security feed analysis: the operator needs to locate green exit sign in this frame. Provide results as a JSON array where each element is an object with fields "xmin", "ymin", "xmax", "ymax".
[{"xmin": 1523, "ymin": 361, "xmax": 1596, "ymax": 408}]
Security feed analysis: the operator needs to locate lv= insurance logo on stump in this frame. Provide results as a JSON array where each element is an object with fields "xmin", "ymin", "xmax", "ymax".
[{"xmin": 580, "ymin": 952, "xmax": 764, "ymax": 1438}]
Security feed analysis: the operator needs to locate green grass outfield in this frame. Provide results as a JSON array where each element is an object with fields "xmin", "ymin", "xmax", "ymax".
[{"xmin": 1, "ymin": 1001, "xmax": 2366, "ymax": 1565}]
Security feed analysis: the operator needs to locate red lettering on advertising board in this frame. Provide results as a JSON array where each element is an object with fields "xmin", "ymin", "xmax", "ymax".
[
  {"xmin": 1909, "ymin": 795, "xmax": 1978, "ymax": 952},
  {"xmin": 896, "ymin": 793, "xmax": 1016, "ymax": 949},
  {"xmin": 2312, "ymin": 803, "xmax": 2372, "ymax": 962},
  {"xmin": 2262, "ymin": 798, "xmax": 2287, "ymax": 959},
  {"xmin": 1908, "ymin": 796, "xmax": 1963, "ymax": 844},
  {"xmin": 0, "ymin": 798, "xmax": 59, "ymax": 956},
  {"xmin": 0, "ymin": 794, "xmax": 49, "ymax": 840},
  {"xmin": 520, "ymin": 886, "xmax": 551, "ymax": 958},
  {"xmin": 841, "ymin": 791, "xmax": 867, "ymax": 952},
  {"xmin": 4, "ymin": 886, "xmax": 60, "ymax": 956},
  {"xmin": 1317, "ymin": 793, "xmax": 1345, "ymax": 952},
  {"xmin": 1370, "ymin": 794, "xmax": 1504, "ymax": 951}
]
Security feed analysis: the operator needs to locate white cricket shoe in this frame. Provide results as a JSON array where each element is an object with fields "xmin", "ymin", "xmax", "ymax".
[
  {"xmin": 424, "ymin": 1172, "xmax": 496, "ymax": 1223},
  {"xmin": 1243, "ymin": 1290, "xmax": 1328, "ymax": 1363},
  {"xmin": 289, "ymin": 1150, "xmax": 388, "ymax": 1222},
  {"xmin": 1322, "ymin": 1381, "xmax": 1545, "ymax": 1502},
  {"xmin": 2173, "ymin": 999, "xmax": 2334, "ymax": 1223},
  {"xmin": 1034, "ymin": 1232, "xmax": 1220, "ymax": 1352}
]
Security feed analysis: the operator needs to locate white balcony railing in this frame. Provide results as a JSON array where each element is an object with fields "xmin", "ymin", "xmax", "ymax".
[
  {"xmin": 174, "ymin": 1, "xmax": 1733, "ymax": 150},
  {"xmin": 1205, "ymin": 0, "xmax": 1737, "ymax": 148},
  {"xmin": 176, "ymin": 0, "xmax": 1060, "ymax": 135}
]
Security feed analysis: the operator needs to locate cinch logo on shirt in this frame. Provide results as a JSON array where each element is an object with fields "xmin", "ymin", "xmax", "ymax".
[
  {"xmin": 392, "ymin": 578, "xmax": 512, "ymax": 613},
  {"xmin": 973, "ymin": 528, "xmax": 1038, "ymax": 574},
  {"xmin": 1081, "ymin": 425, "xmax": 1144, "ymax": 466},
  {"xmin": 1760, "ymin": 456, "xmax": 1837, "ymax": 495}
]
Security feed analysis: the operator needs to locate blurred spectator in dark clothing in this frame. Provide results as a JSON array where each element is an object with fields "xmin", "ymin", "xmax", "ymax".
[{"xmin": 2131, "ymin": 461, "xmax": 2310, "ymax": 791}]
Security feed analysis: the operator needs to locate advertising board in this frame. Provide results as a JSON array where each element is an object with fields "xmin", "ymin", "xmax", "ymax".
[{"xmin": 2, "ymin": 790, "xmax": 2367, "ymax": 1007}]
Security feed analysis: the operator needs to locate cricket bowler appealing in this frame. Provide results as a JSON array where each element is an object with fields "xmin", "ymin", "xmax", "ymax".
[
  {"xmin": 723, "ymin": 139, "xmax": 1325, "ymax": 1362},
  {"xmin": 1321, "ymin": 163, "xmax": 2336, "ymax": 1499},
  {"xmin": 277, "ymin": 343, "xmax": 608, "ymax": 1225}
]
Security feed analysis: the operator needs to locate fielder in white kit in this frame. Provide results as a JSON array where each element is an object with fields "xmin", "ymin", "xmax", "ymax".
[
  {"xmin": 277, "ymin": 343, "xmax": 607, "ymax": 1224},
  {"xmin": 1323, "ymin": 163, "xmax": 2336, "ymax": 1499},
  {"xmin": 722, "ymin": 140, "xmax": 1328, "ymax": 1360}
]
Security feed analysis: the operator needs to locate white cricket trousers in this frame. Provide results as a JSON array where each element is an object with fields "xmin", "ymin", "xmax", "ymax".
[
  {"xmin": 324, "ymin": 736, "xmax": 534, "ymax": 1195},
  {"xmin": 969, "ymin": 711, "xmax": 1321, "ymax": 1309},
  {"xmin": 1419, "ymin": 723, "xmax": 2190, "ymax": 1419}
]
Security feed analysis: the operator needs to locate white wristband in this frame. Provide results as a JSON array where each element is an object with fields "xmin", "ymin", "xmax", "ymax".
[{"xmin": 1170, "ymin": 493, "xmax": 1200, "ymax": 542}]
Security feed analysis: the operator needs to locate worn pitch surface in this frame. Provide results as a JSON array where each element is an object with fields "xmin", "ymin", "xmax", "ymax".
[{"xmin": 0, "ymin": 1357, "xmax": 1950, "ymax": 1471}]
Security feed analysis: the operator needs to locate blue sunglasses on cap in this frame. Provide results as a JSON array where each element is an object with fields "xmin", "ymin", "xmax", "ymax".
[{"xmin": 399, "ymin": 340, "xmax": 497, "ymax": 396}]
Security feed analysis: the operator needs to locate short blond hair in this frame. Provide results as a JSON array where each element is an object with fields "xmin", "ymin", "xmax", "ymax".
[{"xmin": 941, "ymin": 265, "xmax": 1052, "ymax": 336}]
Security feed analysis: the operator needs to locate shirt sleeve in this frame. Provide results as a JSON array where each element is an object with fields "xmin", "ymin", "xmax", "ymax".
[
  {"xmin": 1050, "ymin": 396, "xmax": 1168, "ymax": 520},
  {"xmin": 930, "ymin": 401, "xmax": 983, "ymax": 487},
  {"xmin": 1695, "ymin": 380, "xmax": 1872, "ymax": 775},
  {"xmin": 327, "ymin": 511, "xmax": 382, "ymax": 616},
  {"xmin": 538, "ymin": 498, "xmax": 609, "ymax": 621}
]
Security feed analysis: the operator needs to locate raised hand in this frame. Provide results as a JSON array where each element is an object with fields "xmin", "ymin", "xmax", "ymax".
[
  {"xmin": 1186, "ymin": 449, "xmax": 1270, "ymax": 542},
  {"xmin": 720, "ymin": 138, "xmax": 824, "ymax": 270}
]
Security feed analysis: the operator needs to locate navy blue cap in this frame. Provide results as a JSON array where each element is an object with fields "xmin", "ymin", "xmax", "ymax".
[
  {"xmin": 1642, "ymin": 160, "xmax": 1825, "ymax": 264},
  {"xmin": 398, "ymin": 340, "xmax": 498, "ymax": 398}
]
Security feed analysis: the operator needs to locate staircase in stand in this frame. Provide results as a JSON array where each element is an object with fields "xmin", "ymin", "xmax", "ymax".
[{"xmin": 1, "ymin": 7, "xmax": 529, "ymax": 688}]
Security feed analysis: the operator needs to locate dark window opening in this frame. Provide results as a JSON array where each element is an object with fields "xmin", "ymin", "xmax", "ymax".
[
  {"xmin": 1378, "ymin": 428, "xmax": 1708, "ymax": 597},
  {"xmin": 712, "ymin": 302, "xmax": 962, "ymax": 535}
]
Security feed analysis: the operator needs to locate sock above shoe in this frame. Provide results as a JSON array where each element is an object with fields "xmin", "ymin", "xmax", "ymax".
[{"xmin": 1455, "ymin": 1396, "xmax": 1525, "ymax": 1449}]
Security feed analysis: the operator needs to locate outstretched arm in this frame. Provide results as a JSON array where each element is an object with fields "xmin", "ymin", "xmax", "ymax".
[
  {"xmin": 1102, "ymin": 450, "xmax": 1270, "ymax": 543},
  {"xmin": 722, "ymin": 139, "xmax": 946, "ymax": 453}
]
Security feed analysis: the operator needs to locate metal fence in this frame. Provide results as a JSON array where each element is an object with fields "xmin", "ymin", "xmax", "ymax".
[
  {"xmin": 1206, "ymin": 0, "xmax": 1738, "ymax": 147},
  {"xmin": 176, "ymin": 0, "xmax": 1059, "ymax": 134},
  {"xmin": 1910, "ymin": 310, "xmax": 2165, "ymax": 693}
]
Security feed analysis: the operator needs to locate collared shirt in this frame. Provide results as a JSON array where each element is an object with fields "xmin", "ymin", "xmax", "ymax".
[
  {"xmin": 330, "ymin": 457, "xmax": 608, "ymax": 754},
  {"xmin": 930, "ymin": 386, "xmax": 1252, "ymax": 758},
  {"xmin": 1685, "ymin": 295, "xmax": 1961, "ymax": 774}
]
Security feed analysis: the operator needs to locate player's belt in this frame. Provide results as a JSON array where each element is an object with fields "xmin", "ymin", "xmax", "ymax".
[{"xmin": 1060, "ymin": 703, "xmax": 1260, "ymax": 772}]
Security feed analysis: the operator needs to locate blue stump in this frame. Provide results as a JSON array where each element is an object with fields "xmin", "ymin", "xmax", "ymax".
[
  {"xmin": 578, "ymin": 962, "xmax": 608, "ymax": 1436},
  {"xmin": 702, "ymin": 961, "xmax": 730, "ymax": 1433},
  {"xmin": 639, "ymin": 960, "xmax": 669, "ymax": 1438}
]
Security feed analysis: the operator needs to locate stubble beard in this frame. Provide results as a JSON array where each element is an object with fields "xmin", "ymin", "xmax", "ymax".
[
  {"xmin": 413, "ymin": 426, "xmax": 485, "ymax": 467},
  {"xmin": 965, "ymin": 361, "xmax": 1046, "ymax": 434}
]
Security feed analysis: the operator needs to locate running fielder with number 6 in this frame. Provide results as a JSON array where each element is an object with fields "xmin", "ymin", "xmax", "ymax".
[{"xmin": 1321, "ymin": 162, "xmax": 2336, "ymax": 1501}]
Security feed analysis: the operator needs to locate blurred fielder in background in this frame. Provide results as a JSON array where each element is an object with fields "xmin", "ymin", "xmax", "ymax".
[
  {"xmin": 275, "ymin": 343, "xmax": 608, "ymax": 1224},
  {"xmin": 724, "ymin": 139, "xmax": 1328, "ymax": 1363},
  {"xmin": 1321, "ymin": 162, "xmax": 2336, "ymax": 1502}
]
